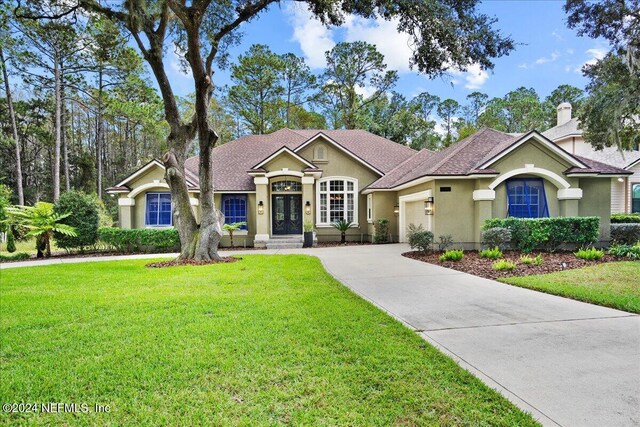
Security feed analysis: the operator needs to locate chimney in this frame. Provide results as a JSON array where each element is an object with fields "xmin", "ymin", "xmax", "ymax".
[{"xmin": 556, "ymin": 102, "xmax": 572, "ymax": 126}]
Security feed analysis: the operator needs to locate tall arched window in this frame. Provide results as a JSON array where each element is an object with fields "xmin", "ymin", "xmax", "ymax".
[
  {"xmin": 506, "ymin": 178, "xmax": 549, "ymax": 218},
  {"xmin": 316, "ymin": 177, "xmax": 358, "ymax": 225}
]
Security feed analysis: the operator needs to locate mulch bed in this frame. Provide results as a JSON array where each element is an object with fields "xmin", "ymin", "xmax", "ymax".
[
  {"xmin": 403, "ymin": 250, "xmax": 621, "ymax": 280},
  {"xmin": 146, "ymin": 257, "xmax": 240, "ymax": 268}
]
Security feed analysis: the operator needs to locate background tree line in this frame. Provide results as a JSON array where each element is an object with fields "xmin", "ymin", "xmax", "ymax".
[{"xmin": 1, "ymin": 0, "xmax": 637, "ymax": 215}]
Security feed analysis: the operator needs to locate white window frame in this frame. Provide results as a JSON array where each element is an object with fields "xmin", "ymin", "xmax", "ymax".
[
  {"xmin": 367, "ymin": 194, "xmax": 373, "ymax": 223},
  {"xmin": 316, "ymin": 176, "xmax": 359, "ymax": 227}
]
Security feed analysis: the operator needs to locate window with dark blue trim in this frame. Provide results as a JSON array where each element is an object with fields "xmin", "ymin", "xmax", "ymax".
[
  {"xmin": 222, "ymin": 194, "xmax": 248, "ymax": 229},
  {"xmin": 506, "ymin": 178, "xmax": 549, "ymax": 218},
  {"xmin": 146, "ymin": 192, "xmax": 172, "ymax": 226}
]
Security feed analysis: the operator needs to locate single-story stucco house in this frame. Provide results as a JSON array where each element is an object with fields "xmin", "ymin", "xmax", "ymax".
[
  {"xmin": 544, "ymin": 102, "xmax": 640, "ymax": 214},
  {"xmin": 107, "ymin": 127, "xmax": 631, "ymax": 248}
]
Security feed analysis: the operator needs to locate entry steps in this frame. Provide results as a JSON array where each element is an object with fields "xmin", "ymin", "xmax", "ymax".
[{"xmin": 266, "ymin": 236, "xmax": 304, "ymax": 249}]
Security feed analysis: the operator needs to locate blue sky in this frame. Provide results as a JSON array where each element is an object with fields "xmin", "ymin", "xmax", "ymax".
[{"xmin": 163, "ymin": 1, "xmax": 609, "ymax": 106}]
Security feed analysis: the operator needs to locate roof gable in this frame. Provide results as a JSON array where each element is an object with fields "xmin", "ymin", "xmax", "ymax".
[
  {"xmin": 478, "ymin": 131, "xmax": 588, "ymax": 170},
  {"xmin": 252, "ymin": 146, "xmax": 316, "ymax": 170}
]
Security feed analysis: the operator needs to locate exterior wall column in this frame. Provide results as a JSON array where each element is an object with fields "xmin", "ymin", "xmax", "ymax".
[
  {"xmin": 302, "ymin": 176, "xmax": 315, "ymax": 227},
  {"xmin": 473, "ymin": 190, "xmax": 495, "ymax": 249},
  {"xmin": 558, "ymin": 188, "xmax": 582, "ymax": 217},
  {"xmin": 118, "ymin": 197, "xmax": 135, "ymax": 229},
  {"xmin": 254, "ymin": 177, "xmax": 269, "ymax": 247}
]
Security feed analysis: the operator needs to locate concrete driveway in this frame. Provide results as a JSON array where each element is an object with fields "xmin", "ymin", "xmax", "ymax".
[
  {"xmin": 302, "ymin": 244, "xmax": 640, "ymax": 427},
  {"xmin": 3, "ymin": 244, "xmax": 639, "ymax": 425}
]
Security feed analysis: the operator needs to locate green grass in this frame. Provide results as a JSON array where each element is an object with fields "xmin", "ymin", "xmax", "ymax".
[
  {"xmin": 0, "ymin": 255, "xmax": 536, "ymax": 426},
  {"xmin": 501, "ymin": 261, "xmax": 640, "ymax": 313}
]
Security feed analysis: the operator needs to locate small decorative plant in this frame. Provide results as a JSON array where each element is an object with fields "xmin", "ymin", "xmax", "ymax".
[
  {"xmin": 493, "ymin": 259, "xmax": 516, "ymax": 271},
  {"xmin": 575, "ymin": 247, "xmax": 604, "ymax": 261},
  {"xmin": 303, "ymin": 221, "xmax": 314, "ymax": 233},
  {"xmin": 607, "ymin": 242, "xmax": 640, "ymax": 259},
  {"xmin": 479, "ymin": 247, "xmax": 502, "ymax": 260},
  {"xmin": 437, "ymin": 234, "xmax": 454, "ymax": 251},
  {"xmin": 6, "ymin": 228, "xmax": 16, "ymax": 253},
  {"xmin": 373, "ymin": 218, "xmax": 389, "ymax": 243},
  {"xmin": 407, "ymin": 223, "xmax": 434, "ymax": 253},
  {"xmin": 332, "ymin": 218, "xmax": 353, "ymax": 244},
  {"xmin": 439, "ymin": 249, "xmax": 464, "ymax": 262},
  {"xmin": 223, "ymin": 221, "xmax": 247, "ymax": 248},
  {"xmin": 534, "ymin": 254, "xmax": 544, "ymax": 265},
  {"xmin": 520, "ymin": 254, "xmax": 543, "ymax": 265},
  {"xmin": 481, "ymin": 227, "xmax": 511, "ymax": 250}
]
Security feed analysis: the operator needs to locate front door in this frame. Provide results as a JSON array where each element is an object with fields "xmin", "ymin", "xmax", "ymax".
[{"xmin": 272, "ymin": 195, "xmax": 302, "ymax": 235}]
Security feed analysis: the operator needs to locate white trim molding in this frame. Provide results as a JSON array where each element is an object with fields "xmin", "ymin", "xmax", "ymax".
[
  {"xmin": 254, "ymin": 177, "xmax": 269, "ymax": 185},
  {"xmin": 398, "ymin": 190, "xmax": 433, "ymax": 243},
  {"xmin": 301, "ymin": 176, "xmax": 315, "ymax": 185},
  {"xmin": 118, "ymin": 198, "xmax": 135, "ymax": 206},
  {"xmin": 557, "ymin": 188, "xmax": 583, "ymax": 200},
  {"xmin": 488, "ymin": 164, "xmax": 572, "ymax": 190},
  {"xmin": 127, "ymin": 182, "xmax": 170, "ymax": 198},
  {"xmin": 473, "ymin": 189, "xmax": 496, "ymax": 201},
  {"xmin": 315, "ymin": 176, "xmax": 359, "ymax": 226},
  {"xmin": 252, "ymin": 146, "xmax": 316, "ymax": 170},
  {"xmin": 265, "ymin": 170, "xmax": 304, "ymax": 178}
]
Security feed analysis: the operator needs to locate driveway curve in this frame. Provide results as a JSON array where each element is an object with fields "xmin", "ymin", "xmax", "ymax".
[{"xmin": 3, "ymin": 244, "xmax": 639, "ymax": 426}]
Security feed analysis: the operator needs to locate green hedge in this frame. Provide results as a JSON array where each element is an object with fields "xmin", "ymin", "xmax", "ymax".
[
  {"xmin": 611, "ymin": 213, "xmax": 640, "ymax": 223},
  {"xmin": 610, "ymin": 224, "xmax": 640, "ymax": 244},
  {"xmin": 483, "ymin": 217, "xmax": 600, "ymax": 252},
  {"xmin": 0, "ymin": 252, "xmax": 30, "ymax": 262},
  {"xmin": 98, "ymin": 227, "xmax": 180, "ymax": 253}
]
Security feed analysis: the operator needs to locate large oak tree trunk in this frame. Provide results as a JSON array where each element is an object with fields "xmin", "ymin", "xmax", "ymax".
[
  {"xmin": 53, "ymin": 50, "xmax": 62, "ymax": 201},
  {"xmin": 0, "ymin": 46, "xmax": 24, "ymax": 205}
]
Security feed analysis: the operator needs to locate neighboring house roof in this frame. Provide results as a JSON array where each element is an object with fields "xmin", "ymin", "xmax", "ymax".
[
  {"xmin": 183, "ymin": 128, "xmax": 417, "ymax": 191},
  {"xmin": 543, "ymin": 117, "xmax": 640, "ymax": 169},
  {"xmin": 542, "ymin": 118, "xmax": 582, "ymax": 141}
]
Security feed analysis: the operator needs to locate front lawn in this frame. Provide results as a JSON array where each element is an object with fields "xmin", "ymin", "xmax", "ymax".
[
  {"xmin": 501, "ymin": 261, "xmax": 640, "ymax": 313},
  {"xmin": 0, "ymin": 255, "xmax": 536, "ymax": 426}
]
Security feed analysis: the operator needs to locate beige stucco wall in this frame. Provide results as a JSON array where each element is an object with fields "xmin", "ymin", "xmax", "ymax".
[
  {"xmin": 298, "ymin": 138, "xmax": 381, "ymax": 241},
  {"xmin": 578, "ymin": 178, "xmax": 612, "ymax": 243},
  {"xmin": 369, "ymin": 192, "xmax": 400, "ymax": 242}
]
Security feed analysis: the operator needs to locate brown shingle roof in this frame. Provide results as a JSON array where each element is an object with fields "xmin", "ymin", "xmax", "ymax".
[
  {"xmin": 367, "ymin": 128, "xmax": 519, "ymax": 189},
  {"xmin": 184, "ymin": 128, "xmax": 416, "ymax": 191},
  {"xmin": 565, "ymin": 156, "xmax": 632, "ymax": 175}
]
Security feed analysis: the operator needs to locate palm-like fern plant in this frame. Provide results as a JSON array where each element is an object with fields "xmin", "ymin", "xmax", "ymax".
[
  {"xmin": 7, "ymin": 202, "xmax": 77, "ymax": 258},
  {"xmin": 223, "ymin": 221, "xmax": 247, "ymax": 248},
  {"xmin": 332, "ymin": 218, "xmax": 353, "ymax": 244}
]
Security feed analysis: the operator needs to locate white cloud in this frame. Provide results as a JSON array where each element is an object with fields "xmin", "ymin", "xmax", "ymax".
[
  {"xmin": 566, "ymin": 48, "xmax": 575, "ymax": 55},
  {"xmin": 285, "ymin": 3, "xmax": 335, "ymax": 69},
  {"xmin": 462, "ymin": 64, "xmax": 489, "ymax": 90},
  {"xmin": 518, "ymin": 63, "xmax": 530, "ymax": 69},
  {"xmin": 355, "ymin": 85, "xmax": 377, "ymax": 98},
  {"xmin": 169, "ymin": 48, "xmax": 192, "ymax": 78},
  {"xmin": 343, "ymin": 16, "xmax": 414, "ymax": 73},
  {"xmin": 574, "ymin": 47, "xmax": 607, "ymax": 73},
  {"xmin": 551, "ymin": 30, "xmax": 564, "ymax": 42},
  {"xmin": 535, "ymin": 51, "xmax": 561, "ymax": 65}
]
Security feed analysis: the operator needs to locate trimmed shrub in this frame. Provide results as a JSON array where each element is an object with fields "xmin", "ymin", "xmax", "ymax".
[
  {"xmin": 374, "ymin": 218, "xmax": 390, "ymax": 244},
  {"xmin": 484, "ymin": 217, "xmax": 600, "ymax": 253},
  {"xmin": 437, "ymin": 234, "xmax": 454, "ymax": 251},
  {"xmin": 53, "ymin": 191, "xmax": 99, "ymax": 251},
  {"xmin": 439, "ymin": 249, "xmax": 464, "ymax": 262},
  {"xmin": 480, "ymin": 247, "xmax": 502, "ymax": 259},
  {"xmin": 0, "ymin": 252, "xmax": 30, "ymax": 262},
  {"xmin": 481, "ymin": 227, "xmax": 511, "ymax": 250},
  {"xmin": 493, "ymin": 259, "xmax": 516, "ymax": 271},
  {"xmin": 610, "ymin": 224, "xmax": 640, "ymax": 245},
  {"xmin": 611, "ymin": 213, "xmax": 640, "ymax": 223},
  {"xmin": 407, "ymin": 224, "xmax": 434, "ymax": 253},
  {"xmin": 608, "ymin": 242, "xmax": 640, "ymax": 259},
  {"xmin": 98, "ymin": 228, "xmax": 180, "ymax": 253},
  {"xmin": 6, "ymin": 228, "xmax": 16, "ymax": 253},
  {"xmin": 575, "ymin": 247, "xmax": 604, "ymax": 261}
]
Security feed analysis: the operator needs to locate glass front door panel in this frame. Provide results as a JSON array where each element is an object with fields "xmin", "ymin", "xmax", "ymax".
[{"xmin": 272, "ymin": 195, "xmax": 302, "ymax": 235}]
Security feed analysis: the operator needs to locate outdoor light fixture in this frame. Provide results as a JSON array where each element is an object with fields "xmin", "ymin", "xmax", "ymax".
[
  {"xmin": 305, "ymin": 201, "xmax": 311, "ymax": 215},
  {"xmin": 393, "ymin": 204, "xmax": 399, "ymax": 216},
  {"xmin": 560, "ymin": 261, "xmax": 567, "ymax": 269},
  {"xmin": 618, "ymin": 177, "xmax": 625, "ymax": 183},
  {"xmin": 258, "ymin": 201, "xmax": 264, "ymax": 215},
  {"xmin": 424, "ymin": 197, "xmax": 434, "ymax": 215}
]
